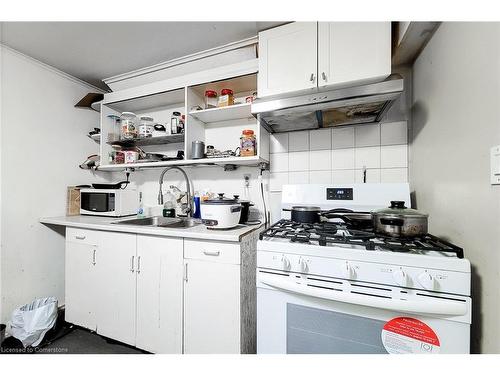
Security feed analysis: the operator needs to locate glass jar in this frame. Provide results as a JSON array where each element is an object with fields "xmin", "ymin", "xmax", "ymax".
[
  {"xmin": 170, "ymin": 111, "xmax": 181, "ymax": 134},
  {"xmin": 240, "ymin": 129, "xmax": 256, "ymax": 157},
  {"xmin": 218, "ymin": 88, "xmax": 234, "ymax": 107},
  {"xmin": 204, "ymin": 90, "xmax": 218, "ymax": 109},
  {"xmin": 138, "ymin": 116, "xmax": 154, "ymax": 138},
  {"xmin": 107, "ymin": 114, "xmax": 121, "ymax": 143},
  {"xmin": 120, "ymin": 112, "xmax": 137, "ymax": 140}
]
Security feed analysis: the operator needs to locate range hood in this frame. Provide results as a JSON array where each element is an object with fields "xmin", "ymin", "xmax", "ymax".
[{"xmin": 251, "ymin": 75, "xmax": 404, "ymax": 133}]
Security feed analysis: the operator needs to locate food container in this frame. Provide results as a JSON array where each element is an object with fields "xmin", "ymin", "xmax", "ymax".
[
  {"xmin": 218, "ymin": 88, "xmax": 234, "ymax": 107},
  {"xmin": 120, "ymin": 112, "xmax": 138, "ymax": 140},
  {"xmin": 191, "ymin": 140, "xmax": 205, "ymax": 159},
  {"xmin": 123, "ymin": 150, "xmax": 139, "ymax": 164},
  {"xmin": 240, "ymin": 129, "xmax": 257, "ymax": 156},
  {"xmin": 114, "ymin": 151, "xmax": 125, "ymax": 164},
  {"xmin": 372, "ymin": 201, "xmax": 429, "ymax": 238},
  {"xmin": 201, "ymin": 193, "xmax": 242, "ymax": 229},
  {"xmin": 204, "ymin": 90, "xmax": 218, "ymax": 109},
  {"xmin": 138, "ymin": 116, "xmax": 154, "ymax": 138},
  {"xmin": 107, "ymin": 114, "xmax": 121, "ymax": 143},
  {"xmin": 170, "ymin": 112, "xmax": 181, "ymax": 134}
]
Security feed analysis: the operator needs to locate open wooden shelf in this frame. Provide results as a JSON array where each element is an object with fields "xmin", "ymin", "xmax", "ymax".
[{"xmin": 189, "ymin": 103, "xmax": 252, "ymax": 124}]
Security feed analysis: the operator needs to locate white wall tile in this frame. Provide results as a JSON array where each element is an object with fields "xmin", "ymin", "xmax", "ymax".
[
  {"xmin": 270, "ymin": 153, "xmax": 288, "ymax": 172},
  {"xmin": 269, "ymin": 191, "xmax": 283, "ymax": 223},
  {"xmin": 288, "ymin": 151, "xmax": 310, "ymax": 171},
  {"xmin": 309, "ymin": 128, "xmax": 332, "ymax": 150},
  {"xmin": 381, "ymin": 145, "xmax": 408, "ymax": 168},
  {"xmin": 269, "ymin": 172, "xmax": 288, "ymax": 191},
  {"xmin": 289, "ymin": 171, "xmax": 309, "ymax": 184},
  {"xmin": 309, "ymin": 150, "xmax": 332, "ymax": 170},
  {"xmin": 355, "ymin": 124, "xmax": 380, "ymax": 147},
  {"xmin": 309, "ymin": 170, "xmax": 332, "ymax": 184},
  {"xmin": 332, "ymin": 170, "xmax": 355, "ymax": 184},
  {"xmin": 355, "ymin": 146, "xmax": 381, "ymax": 169},
  {"xmin": 355, "ymin": 168, "xmax": 381, "ymax": 183},
  {"xmin": 270, "ymin": 133, "xmax": 289, "ymax": 153},
  {"xmin": 332, "ymin": 127, "xmax": 355, "ymax": 149},
  {"xmin": 381, "ymin": 121, "xmax": 408, "ymax": 145},
  {"xmin": 332, "ymin": 148, "xmax": 355, "ymax": 170},
  {"xmin": 288, "ymin": 131, "xmax": 310, "ymax": 151},
  {"xmin": 381, "ymin": 168, "xmax": 408, "ymax": 183}
]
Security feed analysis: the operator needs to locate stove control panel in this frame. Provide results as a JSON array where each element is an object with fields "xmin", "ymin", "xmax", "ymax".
[
  {"xmin": 326, "ymin": 187, "xmax": 353, "ymax": 200},
  {"xmin": 257, "ymin": 251, "xmax": 469, "ymax": 295}
]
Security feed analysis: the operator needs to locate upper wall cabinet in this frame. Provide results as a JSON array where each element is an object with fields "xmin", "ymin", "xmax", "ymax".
[
  {"xmin": 257, "ymin": 22, "xmax": 318, "ymax": 97},
  {"xmin": 258, "ymin": 22, "xmax": 392, "ymax": 98}
]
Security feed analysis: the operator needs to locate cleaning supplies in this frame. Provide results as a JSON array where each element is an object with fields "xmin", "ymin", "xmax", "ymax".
[
  {"xmin": 163, "ymin": 189, "xmax": 176, "ymax": 218},
  {"xmin": 137, "ymin": 192, "xmax": 145, "ymax": 218}
]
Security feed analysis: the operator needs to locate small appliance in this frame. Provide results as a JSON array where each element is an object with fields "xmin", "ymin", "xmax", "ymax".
[{"xmin": 80, "ymin": 188, "xmax": 137, "ymax": 217}]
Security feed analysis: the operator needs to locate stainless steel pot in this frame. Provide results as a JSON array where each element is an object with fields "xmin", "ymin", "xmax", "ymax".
[{"xmin": 372, "ymin": 201, "xmax": 428, "ymax": 238}]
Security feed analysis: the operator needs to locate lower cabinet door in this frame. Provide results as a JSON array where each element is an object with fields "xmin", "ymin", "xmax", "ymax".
[
  {"xmin": 65, "ymin": 240, "xmax": 99, "ymax": 331},
  {"xmin": 184, "ymin": 259, "xmax": 241, "ymax": 354},
  {"xmin": 135, "ymin": 235, "xmax": 183, "ymax": 353},
  {"xmin": 96, "ymin": 231, "xmax": 137, "ymax": 346}
]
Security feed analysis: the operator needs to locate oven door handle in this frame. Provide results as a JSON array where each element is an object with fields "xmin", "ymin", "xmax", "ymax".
[{"xmin": 259, "ymin": 274, "xmax": 468, "ymax": 316}]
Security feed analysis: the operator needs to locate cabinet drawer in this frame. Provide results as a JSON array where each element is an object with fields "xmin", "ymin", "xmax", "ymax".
[
  {"xmin": 184, "ymin": 239, "xmax": 241, "ymax": 265},
  {"xmin": 66, "ymin": 227, "xmax": 100, "ymax": 245}
]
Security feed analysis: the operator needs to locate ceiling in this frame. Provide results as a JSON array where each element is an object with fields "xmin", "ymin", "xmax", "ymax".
[{"xmin": 0, "ymin": 22, "xmax": 284, "ymax": 90}]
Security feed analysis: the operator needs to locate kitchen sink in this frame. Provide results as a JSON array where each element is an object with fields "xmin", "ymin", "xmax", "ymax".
[{"xmin": 112, "ymin": 216, "xmax": 200, "ymax": 229}]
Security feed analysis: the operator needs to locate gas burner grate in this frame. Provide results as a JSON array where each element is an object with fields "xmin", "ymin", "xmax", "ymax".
[{"xmin": 259, "ymin": 219, "xmax": 464, "ymax": 258}]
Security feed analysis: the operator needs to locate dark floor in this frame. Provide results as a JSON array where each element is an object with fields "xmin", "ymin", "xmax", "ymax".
[
  {"xmin": 40, "ymin": 327, "xmax": 147, "ymax": 354},
  {"xmin": 1, "ymin": 327, "xmax": 147, "ymax": 354}
]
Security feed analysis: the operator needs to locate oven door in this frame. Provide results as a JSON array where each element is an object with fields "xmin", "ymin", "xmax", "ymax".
[{"xmin": 257, "ymin": 270, "xmax": 471, "ymax": 354}]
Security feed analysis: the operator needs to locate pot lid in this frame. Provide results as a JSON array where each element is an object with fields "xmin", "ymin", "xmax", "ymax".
[
  {"xmin": 372, "ymin": 201, "xmax": 428, "ymax": 218},
  {"xmin": 292, "ymin": 206, "xmax": 321, "ymax": 212},
  {"xmin": 202, "ymin": 193, "xmax": 239, "ymax": 205}
]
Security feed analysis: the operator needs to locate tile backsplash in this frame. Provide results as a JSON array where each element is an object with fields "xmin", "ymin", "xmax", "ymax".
[{"xmin": 269, "ymin": 121, "xmax": 408, "ymax": 192}]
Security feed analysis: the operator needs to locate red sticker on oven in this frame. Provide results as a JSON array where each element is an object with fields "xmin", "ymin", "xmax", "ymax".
[{"xmin": 381, "ymin": 317, "xmax": 440, "ymax": 354}]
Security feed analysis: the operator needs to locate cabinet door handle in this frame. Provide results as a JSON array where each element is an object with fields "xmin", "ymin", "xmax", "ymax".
[
  {"xmin": 130, "ymin": 256, "xmax": 135, "ymax": 273},
  {"xmin": 321, "ymin": 72, "xmax": 327, "ymax": 82},
  {"xmin": 203, "ymin": 250, "xmax": 220, "ymax": 257},
  {"xmin": 75, "ymin": 235, "xmax": 86, "ymax": 240},
  {"xmin": 310, "ymin": 73, "xmax": 316, "ymax": 83},
  {"xmin": 92, "ymin": 248, "xmax": 96, "ymax": 266},
  {"xmin": 137, "ymin": 256, "xmax": 141, "ymax": 274},
  {"xmin": 184, "ymin": 263, "xmax": 188, "ymax": 282}
]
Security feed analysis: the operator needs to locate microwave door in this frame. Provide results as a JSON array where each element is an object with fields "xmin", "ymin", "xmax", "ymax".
[{"xmin": 81, "ymin": 192, "xmax": 115, "ymax": 213}]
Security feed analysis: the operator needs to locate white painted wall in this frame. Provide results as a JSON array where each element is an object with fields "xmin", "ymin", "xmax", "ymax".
[
  {"xmin": 411, "ymin": 22, "xmax": 500, "ymax": 353},
  {"xmin": 0, "ymin": 46, "xmax": 116, "ymax": 323}
]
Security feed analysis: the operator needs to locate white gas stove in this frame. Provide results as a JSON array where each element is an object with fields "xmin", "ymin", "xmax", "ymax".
[{"xmin": 257, "ymin": 184, "xmax": 471, "ymax": 354}]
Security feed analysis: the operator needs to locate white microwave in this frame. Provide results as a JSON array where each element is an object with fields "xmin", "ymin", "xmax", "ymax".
[{"xmin": 80, "ymin": 188, "xmax": 137, "ymax": 217}]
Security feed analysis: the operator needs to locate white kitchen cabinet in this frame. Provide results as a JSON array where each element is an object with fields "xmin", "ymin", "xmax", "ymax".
[
  {"xmin": 135, "ymin": 235, "xmax": 183, "ymax": 353},
  {"xmin": 65, "ymin": 232, "xmax": 99, "ymax": 331},
  {"xmin": 96, "ymin": 231, "xmax": 137, "ymax": 346},
  {"xmin": 318, "ymin": 22, "xmax": 391, "ymax": 88},
  {"xmin": 183, "ymin": 236, "xmax": 258, "ymax": 354},
  {"xmin": 258, "ymin": 22, "xmax": 318, "ymax": 97},
  {"xmin": 258, "ymin": 22, "xmax": 391, "ymax": 97}
]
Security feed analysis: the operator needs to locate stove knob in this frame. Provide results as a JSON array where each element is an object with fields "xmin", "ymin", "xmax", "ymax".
[
  {"xmin": 281, "ymin": 256, "xmax": 291, "ymax": 271},
  {"xmin": 417, "ymin": 271, "xmax": 436, "ymax": 290},
  {"xmin": 299, "ymin": 258, "xmax": 309, "ymax": 273},
  {"xmin": 341, "ymin": 262, "xmax": 355, "ymax": 280},
  {"xmin": 392, "ymin": 268, "xmax": 409, "ymax": 287}
]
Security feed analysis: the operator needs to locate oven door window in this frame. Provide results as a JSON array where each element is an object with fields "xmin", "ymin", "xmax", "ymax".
[
  {"xmin": 286, "ymin": 303, "xmax": 387, "ymax": 354},
  {"xmin": 81, "ymin": 193, "xmax": 114, "ymax": 212}
]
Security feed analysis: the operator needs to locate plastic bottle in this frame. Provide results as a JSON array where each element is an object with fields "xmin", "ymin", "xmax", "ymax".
[
  {"xmin": 137, "ymin": 192, "xmax": 145, "ymax": 218},
  {"xmin": 163, "ymin": 190, "xmax": 176, "ymax": 218}
]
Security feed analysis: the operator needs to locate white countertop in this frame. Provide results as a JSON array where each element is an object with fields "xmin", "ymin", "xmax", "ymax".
[{"xmin": 40, "ymin": 215, "xmax": 262, "ymax": 242}]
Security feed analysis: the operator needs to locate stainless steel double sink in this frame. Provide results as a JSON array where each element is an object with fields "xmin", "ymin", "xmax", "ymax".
[{"xmin": 111, "ymin": 216, "xmax": 200, "ymax": 229}]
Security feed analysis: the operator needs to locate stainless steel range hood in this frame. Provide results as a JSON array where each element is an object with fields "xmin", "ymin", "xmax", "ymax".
[{"xmin": 251, "ymin": 75, "xmax": 404, "ymax": 133}]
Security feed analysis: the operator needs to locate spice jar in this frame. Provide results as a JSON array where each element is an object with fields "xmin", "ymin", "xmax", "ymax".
[
  {"xmin": 240, "ymin": 129, "xmax": 257, "ymax": 157},
  {"xmin": 204, "ymin": 90, "xmax": 218, "ymax": 109},
  {"xmin": 218, "ymin": 88, "xmax": 234, "ymax": 107},
  {"xmin": 120, "ymin": 112, "xmax": 137, "ymax": 140},
  {"xmin": 138, "ymin": 116, "xmax": 154, "ymax": 138}
]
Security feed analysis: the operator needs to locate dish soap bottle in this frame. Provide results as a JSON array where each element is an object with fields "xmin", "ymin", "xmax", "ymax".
[
  {"xmin": 163, "ymin": 189, "xmax": 176, "ymax": 218},
  {"xmin": 137, "ymin": 192, "xmax": 145, "ymax": 218}
]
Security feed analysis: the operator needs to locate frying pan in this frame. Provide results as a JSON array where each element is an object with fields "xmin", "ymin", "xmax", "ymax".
[
  {"xmin": 92, "ymin": 181, "xmax": 129, "ymax": 189},
  {"xmin": 283, "ymin": 207, "xmax": 372, "ymax": 228}
]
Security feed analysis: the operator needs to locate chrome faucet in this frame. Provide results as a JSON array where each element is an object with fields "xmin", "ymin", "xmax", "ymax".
[{"xmin": 158, "ymin": 166, "xmax": 193, "ymax": 217}]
